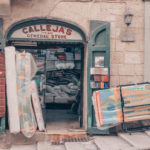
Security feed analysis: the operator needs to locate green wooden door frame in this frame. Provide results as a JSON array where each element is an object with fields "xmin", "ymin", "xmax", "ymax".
[
  {"xmin": 87, "ymin": 21, "xmax": 110, "ymax": 135},
  {"xmin": 5, "ymin": 17, "xmax": 87, "ymax": 44},
  {"xmin": 0, "ymin": 18, "xmax": 6, "ymax": 134}
]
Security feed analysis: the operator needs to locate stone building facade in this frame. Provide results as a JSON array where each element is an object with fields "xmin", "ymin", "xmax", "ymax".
[
  {"xmin": 0, "ymin": 0, "xmax": 147, "ymax": 131},
  {"xmin": 0, "ymin": 0, "xmax": 145, "ymax": 87}
]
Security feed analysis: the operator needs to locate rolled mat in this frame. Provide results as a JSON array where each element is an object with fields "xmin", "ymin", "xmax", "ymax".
[
  {"xmin": 5, "ymin": 46, "xmax": 20, "ymax": 134},
  {"xmin": 16, "ymin": 52, "xmax": 37, "ymax": 138},
  {"xmin": 31, "ymin": 80, "xmax": 45, "ymax": 131}
]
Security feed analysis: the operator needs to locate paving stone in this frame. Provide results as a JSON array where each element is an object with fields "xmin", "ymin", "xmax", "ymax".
[
  {"xmin": 65, "ymin": 141, "xmax": 97, "ymax": 150},
  {"xmin": 37, "ymin": 141, "xmax": 65, "ymax": 150},
  {"xmin": 94, "ymin": 136, "xmax": 135, "ymax": 150},
  {"xmin": 145, "ymin": 130, "xmax": 150, "ymax": 136},
  {"xmin": 119, "ymin": 132, "xmax": 150, "ymax": 149},
  {"xmin": 10, "ymin": 145, "xmax": 36, "ymax": 150}
]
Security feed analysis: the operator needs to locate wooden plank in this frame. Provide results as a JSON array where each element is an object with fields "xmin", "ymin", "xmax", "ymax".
[
  {"xmin": 94, "ymin": 136, "xmax": 135, "ymax": 150},
  {"xmin": 119, "ymin": 132, "xmax": 150, "ymax": 149}
]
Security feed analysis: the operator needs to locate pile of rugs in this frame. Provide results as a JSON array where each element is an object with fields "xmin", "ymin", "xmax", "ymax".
[
  {"xmin": 93, "ymin": 83, "xmax": 150, "ymax": 129},
  {"xmin": 121, "ymin": 84, "xmax": 150, "ymax": 123}
]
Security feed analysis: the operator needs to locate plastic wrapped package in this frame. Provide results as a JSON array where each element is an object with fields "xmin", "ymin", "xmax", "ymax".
[
  {"xmin": 121, "ymin": 84, "xmax": 150, "ymax": 122},
  {"xmin": 5, "ymin": 46, "xmax": 20, "ymax": 134},
  {"xmin": 92, "ymin": 88, "xmax": 123, "ymax": 128},
  {"xmin": 16, "ymin": 52, "xmax": 37, "ymax": 138}
]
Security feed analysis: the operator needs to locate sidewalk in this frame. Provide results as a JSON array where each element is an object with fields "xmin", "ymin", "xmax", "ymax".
[{"xmin": 2, "ymin": 130, "xmax": 150, "ymax": 150}]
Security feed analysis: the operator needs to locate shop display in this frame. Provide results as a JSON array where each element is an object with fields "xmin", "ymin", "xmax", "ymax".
[
  {"xmin": 5, "ymin": 47, "xmax": 20, "ymax": 134},
  {"xmin": 16, "ymin": 52, "xmax": 37, "ymax": 138},
  {"xmin": 121, "ymin": 84, "xmax": 150, "ymax": 122},
  {"xmin": 31, "ymin": 81, "xmax": 45, "ymax": 131},
  {"xmin": 92, "ymin": 88, "xmax": 123, "ymax": 128}
]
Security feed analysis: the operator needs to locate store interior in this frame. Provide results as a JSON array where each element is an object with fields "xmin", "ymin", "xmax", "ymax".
[{"xmin": 13, "ymin": 42, "xmax": 84, "ymax": 131}]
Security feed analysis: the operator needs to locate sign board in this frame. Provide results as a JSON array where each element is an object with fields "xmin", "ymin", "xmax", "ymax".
[{"xmin": 11, "ymin": 24, "xmax": 82, "ymax": 40}]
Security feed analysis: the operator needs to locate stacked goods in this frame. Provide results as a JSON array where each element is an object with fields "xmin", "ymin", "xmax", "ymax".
[
  {"xmin": 45, "ymin": 70, "xmax": 80, "ymax": 103},
  {"xmin": 121, "ymin": 84, "xmax": 150, "ymax": 122},
  {"xmin": 0, "ymin": 52, "xmax": 5, "ymax": 118},
  {"xmin": 90, "ymin": 68, "xmax": 109, "ymax": 89},
  {"xmin": 92, "ymin": 88, "xmax": 123, "ymax": 127}
]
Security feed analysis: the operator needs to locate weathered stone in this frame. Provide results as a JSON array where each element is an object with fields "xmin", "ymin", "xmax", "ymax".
[
  {"xmin": 110, "ymin": 64, "xmax": 119, "ymax": 76},
  {"xmin": 65, "ymin": 142, "xmax": 97, "ymax": 150},
  {"xmin": 119, "ymin": 64, "xmax": 135, "ymax": 76},
  {"xmin": 124, "ymin": 52, "xmax": 144, "ymax": 64},
  {"xmin": 37, "ymin": 141, "xmax": 65, "ymax": 150},
  {"xmin": 94, "ymin": 136, "xmax": 135, "ymax": 150},
  {"xmin": 110, "ymin": 52, "xmax": 124, "ymax": 64},
  {"xmin": 134, "ymin": 64, "xmax": 144, "ymax": 75},
  {"xmin": 110, "ymin": 76, "xmax": 120, "ymax": 87},
  {"xmin": 10, "ymin": 145, "xmax": 36, "ymax": 150},
  {"xmin": 119, "ymin": 75, "xmax": 143, "ymax": 85},
  {"xmin": 119, "ymin": 132, "xmax": 150, "ymax": 149}
]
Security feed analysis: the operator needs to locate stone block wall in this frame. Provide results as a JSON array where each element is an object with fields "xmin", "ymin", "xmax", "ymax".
[{"xmin": 2, "ymin": 0, "xmax": 145, "ymax": 87}]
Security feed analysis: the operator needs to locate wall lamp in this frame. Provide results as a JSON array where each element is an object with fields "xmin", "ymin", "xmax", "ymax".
[{"xmin": 124, "ymin": 9, "xmax": 133, "ymax": 27}]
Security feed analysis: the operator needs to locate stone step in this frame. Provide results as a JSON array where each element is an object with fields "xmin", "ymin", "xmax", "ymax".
[
  {"xmin": 119, "ymin": 132, "xmax": 150, "ymax": 150},
  {"xmin": 65, "ymin": 141, "xmax": 97, "ymax": 150},
  {"xmin": 10, "ymin": 145, "xmax": 37, "ymax": 150},
  {"xmin": 37, "ymin": 141, "xmax": 65, "ymax": 150},
  {"xmin": 94, "ymin": 136, "xmax": 136, "ymax": 150}
]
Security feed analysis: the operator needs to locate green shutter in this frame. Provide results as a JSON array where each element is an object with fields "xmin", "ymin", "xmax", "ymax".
[
  {"xmin": 87, "ymin": 21, "xmax": 110, "ymax": 135},
  {"xmin": 0, "ymin": 19, "xmax": 4, "ymax": 51}
]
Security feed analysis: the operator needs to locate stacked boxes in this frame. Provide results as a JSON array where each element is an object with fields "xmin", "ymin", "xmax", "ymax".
[
  {"xmin": 0, "ymin": 52, "xmax": 5, "ymax": 117},
  {"xmin": 121, "ymin": 84, "xmax": 150, "ymax": 122},
  {"xmin": 90, "ymin": 68, "xmax": 109, "ymax": 89}
]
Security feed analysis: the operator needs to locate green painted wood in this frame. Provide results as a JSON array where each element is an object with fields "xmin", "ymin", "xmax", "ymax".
[
  {"xmin": 0, "ymin": 19, "xmax": 5, "ymax": 52},
  {"xmin": 5, "ymin": 17, "xmax": 87, "ymax": 43},
  {"xmin": 0, "ymin": 19, "xmax": 5, "ymax": 134},
  {"xmin": 0, "ymin": 117, "xmax": 5, "ymax": 134},
  {"xmin": 87, "ymin": 21, "xmax": 110, "ymax": 135}
]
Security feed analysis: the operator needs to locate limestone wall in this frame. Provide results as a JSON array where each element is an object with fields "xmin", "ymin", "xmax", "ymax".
[{"xmin": 2, "ymin": 0, "xmax": 145, "ymax": 87}]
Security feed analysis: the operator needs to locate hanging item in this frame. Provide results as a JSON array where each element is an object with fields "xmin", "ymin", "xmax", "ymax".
[
  {"xmin": 5, "ymin": 46, "xmax": 20, "ymax": 134},
  {"xmin": 92, "ymin": 88, "xmax": 123, "ymax": 128},
  {"xmin": 16, "ymin": 52, "xmax": 37, "ymax": 138},
  {"xmin": 31, "ymin": 80, "xmax": 45, "ymax": 131}
]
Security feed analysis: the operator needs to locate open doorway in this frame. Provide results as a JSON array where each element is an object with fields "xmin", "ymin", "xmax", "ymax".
[{"xmin": 13, "ymin": 42, "xmax": 84, "ymax": 131}]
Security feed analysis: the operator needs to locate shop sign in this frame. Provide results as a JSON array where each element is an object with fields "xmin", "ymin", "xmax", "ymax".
[{"xmin": 11, "ymin": 24, "xmax": 82, "ymax": 40}]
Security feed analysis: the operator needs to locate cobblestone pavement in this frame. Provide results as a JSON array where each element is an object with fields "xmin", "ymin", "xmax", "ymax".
[{"xmin": 5, "ymin": 130, "xmax": 150, "ymax": 150}]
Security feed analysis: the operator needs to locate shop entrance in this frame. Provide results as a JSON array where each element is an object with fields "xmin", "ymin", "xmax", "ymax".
[
  {"xmin": 11, "ymin": 42, "xmax": 84, "ymax": 131},
  {"xmin": 5, "ymin": 18, "xmax": 87, "ymax": 132}
]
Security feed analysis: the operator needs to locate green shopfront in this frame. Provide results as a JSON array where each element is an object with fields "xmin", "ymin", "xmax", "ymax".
[{"xmin": 2, "ymin": 18, "xmax": 110, "ymax": 135}]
